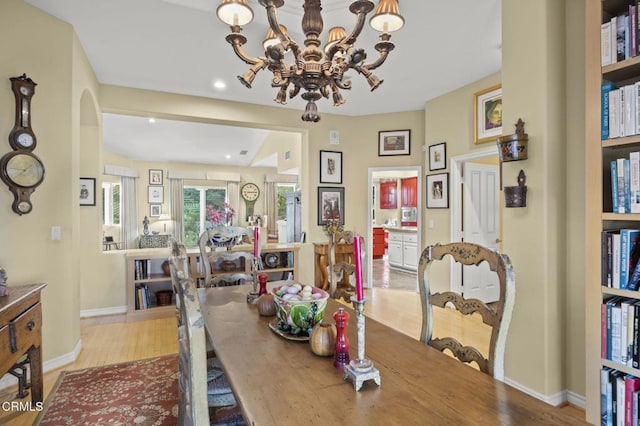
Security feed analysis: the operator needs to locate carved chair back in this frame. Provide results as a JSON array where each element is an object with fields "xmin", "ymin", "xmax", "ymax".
[
  {"xmin": 417, "ymin": 242, "xmax": 515, "ymax": 381},
  {"xmin": 198, "ymin": 227, "xmax": 255, "ymax": 288},
  {"xmin": 328, "ymin": 230, "xmax": 357, "ymax": 301}
]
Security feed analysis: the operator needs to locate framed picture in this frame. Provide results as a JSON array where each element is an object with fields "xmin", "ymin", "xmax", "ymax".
[
  {"xmin": 79, "ymin": 177, "xmax": 96, "ymax": 206},
  {"xmin": 474, "ymin": 84, "xmax": 502, "ymax": 144},
  {"xmin": 319, "ymin": 150, "xmax": 343, "ymax": 184},
  {"xmin": 148, "ymin": 186, "xmax": 164, "ymax": 203},
  {"xmin": 149, "ymin": 169, "xmax": 163, "ymax": 185},
  {"xmin": 429, "ymin": 142, "xmax": 447, "ymax": 171},
  {"xmin": 378, "ymin": 129, "xmax": 411, "ymax": 156},
  {"xmin": 426, "ymin": 173, "xmax": 449, "ymax": 209},
  {"xmin": 150, "ymin": 204, "xmax": 162, "ymax": 217},
  {"xmin": 317, "ymin": 186, "xmax": 345, "ymax": 225}
]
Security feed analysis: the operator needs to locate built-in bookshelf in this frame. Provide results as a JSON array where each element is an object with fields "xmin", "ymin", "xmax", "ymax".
[{"xmin": 587, "ymin": 0, "xmax": 640, "ymax": 422}]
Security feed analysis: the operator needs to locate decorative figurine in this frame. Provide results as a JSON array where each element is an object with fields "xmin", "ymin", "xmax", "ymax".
[
  {"xmin": 143, "ymin": 216, "xmax": 150, "ymax": 235},
  {"xmin": 0, "ymin": 267, "xmax": 7, "ymax": 296}
]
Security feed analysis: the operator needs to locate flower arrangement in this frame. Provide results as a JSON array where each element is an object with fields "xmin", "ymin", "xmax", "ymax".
[
  {"xmin": 324, "ymin": 218, "xmax": 344, "ymax": 237},
  {"xmin": 206, "ymin": 202, "xmax": 236, "ymax": 228}
]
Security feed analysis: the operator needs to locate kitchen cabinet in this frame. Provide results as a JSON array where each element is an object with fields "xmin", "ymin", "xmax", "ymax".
[
  {"xmin": 387, "ymin": 231, "xmax": 418, "ymax": 271},
  {"xmin": 372, "ymin": 227, "xmax": 386, "ymax": 259},
  {"xmin": 401, "ymin": 177, "xmax": 417, "ymax": 207},
  {"xmin": 379, "ymin": 180, "xmax": 397, "ymax": 209}
]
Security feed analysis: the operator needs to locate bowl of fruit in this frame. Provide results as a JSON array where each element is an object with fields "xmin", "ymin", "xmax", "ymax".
[{"xmin": 271, "ymin": 283, "xmax": 330, "ymax": 337}]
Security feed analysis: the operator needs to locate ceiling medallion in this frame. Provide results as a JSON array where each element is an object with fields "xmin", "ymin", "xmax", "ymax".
[{"xmin": 216, "ymin": 0, "xmax": 404, "ymax": 122}]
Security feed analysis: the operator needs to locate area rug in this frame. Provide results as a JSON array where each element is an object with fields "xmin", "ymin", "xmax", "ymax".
[{"xmin": 35, "ymin": 354, "xmax": 179, "ymax": 426}]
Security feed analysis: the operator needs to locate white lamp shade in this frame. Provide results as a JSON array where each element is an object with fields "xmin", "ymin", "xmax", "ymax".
[
  {"xmin": 217, "ymin": 0, "xmax": 254, "ymax": 27},
  {"xmin": 369, "ymin": 0, "xmax": 404, "ymax": 33}
]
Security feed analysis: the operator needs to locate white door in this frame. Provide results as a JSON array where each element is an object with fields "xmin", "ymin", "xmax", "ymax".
[{"xmin": 462, "ymin": 162, "xmax": 500, "ymax": 303}]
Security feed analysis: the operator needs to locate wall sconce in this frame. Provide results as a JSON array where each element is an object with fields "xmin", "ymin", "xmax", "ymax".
[
  {"xmin": 504, "ymin": 170, "xmax": 527, "ymax": 208},
  {"xmin": 497, "ymin": 118, "xmax": 528, "ymax": 162}
]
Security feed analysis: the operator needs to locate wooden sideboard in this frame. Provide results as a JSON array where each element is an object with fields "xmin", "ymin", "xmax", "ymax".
[
  {"xmin": 0, "ymin": 283, "xmax": 46, "ymax": 403},
  {"xmin": 313, "ymin": 242, "xmax": 353, "ymax": 291}
]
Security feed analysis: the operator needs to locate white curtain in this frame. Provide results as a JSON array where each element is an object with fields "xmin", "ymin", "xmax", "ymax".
[
  {"xmin": 264, "ymin": 181, "xmax": 276, "ymax": 235},
  {"xmin": 121, "ymin": 176, "xmax": 138, "ymax": 249},
  {"xmin": 170, "ymin": 178, "xmax": 184, "ymax": 242},
  {"xmin": 227, "ymin": 181, "xmax": 239, "ymax": 225}
]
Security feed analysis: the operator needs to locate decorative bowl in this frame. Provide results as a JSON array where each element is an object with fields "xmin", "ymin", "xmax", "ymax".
[{"xmin": 271, "ymin": 283, "xmax": 329, "ymax": 337}]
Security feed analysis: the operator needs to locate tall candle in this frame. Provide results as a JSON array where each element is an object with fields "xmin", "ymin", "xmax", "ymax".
[
  {"xmin": 354, "ymin": 235, "xmax": 364, "ymax": 301},
  {"xmin": 253, "ymin": 226, "xmax": 259, "ymax": 257}
]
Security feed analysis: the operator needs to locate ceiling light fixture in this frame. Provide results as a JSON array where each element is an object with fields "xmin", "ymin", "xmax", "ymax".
[{"xmin": 216, "ymin": 0, "xmax": 404, "ymax": 122}]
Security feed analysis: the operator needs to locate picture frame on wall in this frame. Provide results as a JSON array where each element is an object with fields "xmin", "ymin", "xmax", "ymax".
[
  {"xmin": 150, "ymin": 204, "xmax": 162, "ymax": 217},
  {"xmin": 149, "ymin": 169, "xmax": 163, "ymax": 185},
  {"xmin": 148, "ymin": 186, "xmax": 164, "ymax": 203},
  {"xmin": 428, "ymin": 142, "xmax": 447, "ymax": 171},
  {"xmin": 319, "ymin": 150, "xmax": 343, "ymax": 184},
  {"xmin": 426, "ymin": 173, "xmax": 449, "ymax": 209},
  {"xmin": 79, "ymin": 177, "xmax": 96, "ymax": 206},
  {"xmin": 378, "ymin": 129, "xmax": 411, "ymax": 156},
  {"xmin": 317, "ymin": 186, "xmax": 345, "ymax": 225},
  {"xmin": 474, "ymin": 84, "xmax": 502, "ymax": 144}
]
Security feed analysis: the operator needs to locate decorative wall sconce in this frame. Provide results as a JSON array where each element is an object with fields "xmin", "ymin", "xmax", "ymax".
[
  {"xmin": 504, "ymin": 170, "xmax": 527, "ymax": 208},
  {"xmin": 497, "ymin": 118, "xmax": 528, "ymax": 162}
]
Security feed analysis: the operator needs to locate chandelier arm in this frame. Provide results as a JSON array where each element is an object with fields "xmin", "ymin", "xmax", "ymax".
[
  {"xmin": 227, "ymin": 36, "xmax": 265, "ymax": 66},
  {"xmin": 263, "ymin": 3, "xmax": 301, "ymax": 59},
  {"xmin": 342, "ymin": 7, "xmax": 371, "ymax": 47},
  {"xmin": 359, "ymin": 47, "xmax": 391, "ymax": 71}
]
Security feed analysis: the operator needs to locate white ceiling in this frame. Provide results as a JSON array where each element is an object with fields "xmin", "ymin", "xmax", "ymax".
[{"xmin": 25, "ymin": 0, "xmax": 502, "ymax": 167}]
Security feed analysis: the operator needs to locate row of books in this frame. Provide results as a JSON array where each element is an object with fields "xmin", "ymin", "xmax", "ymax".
[
  {"xmin": 134, "ymin": 284, "xmax": 151, "ymax": 310},
  {"xmin": 134, "ymin": 259, "xmax": 154, "ymax": 280},
  {"xmin": 602, "ymin": 229, "xmax": 640, "ymax": 290},
  {"xmin": 609, "ymin": 155, "xmax": 640, "ymax": 214},
  {"xmin": 601, "ymin": 3, "xmax": 640, "ymax": 67},
  {"xmin": 601, "ymin": 82, "xmax": 640, "ymax": 140},
  {"xmin": 602, "ymin": 297, "xmax": 640, "ymax": 367},
  {"xmin": 601, "ymin": 367, "xmax": 640, "ymax": 426}
]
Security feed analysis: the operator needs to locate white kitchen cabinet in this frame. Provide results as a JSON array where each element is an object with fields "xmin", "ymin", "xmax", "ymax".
[{"xmin": 387, "ymin": 231, "xmax": 418, "ymax": 271}]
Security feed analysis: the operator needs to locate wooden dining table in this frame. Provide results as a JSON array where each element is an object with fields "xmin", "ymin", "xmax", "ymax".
[{"xmin": 199, "ymin": 283, "xmax": 586, "ymax": 425}]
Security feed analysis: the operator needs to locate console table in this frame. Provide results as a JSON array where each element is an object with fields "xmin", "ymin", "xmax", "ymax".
[{"xmin": 0, "ymin": 283, "xmax": 46, "ymax": 403}]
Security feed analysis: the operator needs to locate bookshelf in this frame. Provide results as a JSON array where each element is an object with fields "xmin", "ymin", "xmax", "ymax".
[{"xmin": 586, "ymin": 0, "xmax": 640, "ymax": 422}]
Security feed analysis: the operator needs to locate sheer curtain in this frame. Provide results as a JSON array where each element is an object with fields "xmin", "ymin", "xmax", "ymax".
[
  {"xmin": 121, "ymin": 176, "xmax": 138, "ymax": 249},
  {"xmin": 227, "ymin": 181, "xmax": 239, "ymax": 225},
  {"xmin": 264, "ymin": 181, "xmax": 276, "ymax": 235},
  {"xmin": 169, "ymin": 177, "xmax": 184, "ymax": 242}
]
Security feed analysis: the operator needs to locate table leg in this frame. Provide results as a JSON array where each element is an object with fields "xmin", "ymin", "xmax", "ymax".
[{"xmin": 28, "ymin": 345, "xmax": 43, "ymax": 403}]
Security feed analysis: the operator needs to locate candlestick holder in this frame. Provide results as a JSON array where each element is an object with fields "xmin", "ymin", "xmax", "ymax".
[
  {"xmin": 246, "ymin": 257, "xmax": 263, "ymax": 304},
  {"xmin": 343, "ymin": 298, "xmax": 381, "ymax": 391}
]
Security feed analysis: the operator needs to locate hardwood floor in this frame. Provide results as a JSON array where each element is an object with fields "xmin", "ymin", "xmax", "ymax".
[{"xmin": 1, "ymin": 288, "xmax": 586, "ymax": 425}]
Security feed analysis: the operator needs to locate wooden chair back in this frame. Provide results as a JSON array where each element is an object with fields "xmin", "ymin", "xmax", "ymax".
[
  {"xmin": 169, "ymin": 241, "xmax": 210, "ymax": 425},
  {"xmin": 417, "ymin": 242, "xmax": 515, "ymax": 381},
  {"xmin": 198, "ymin": 227, "xmax": 256, "ymax": 288},
  {"xmin": 328, "ymin": 230, "xmax": 357, "ymax": 301}
]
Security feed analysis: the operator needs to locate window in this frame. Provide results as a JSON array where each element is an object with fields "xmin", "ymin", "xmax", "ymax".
[
  {"xmin": 183, "ymin": 185, "xmax": 227, "ymax": 247},
  {"xmin": 276, "ymin": 183, "xmax": 297, "ymax": 220},
  {"xmin": 102, "ymin": 182, "xmax": 121, "ymax": 226}
]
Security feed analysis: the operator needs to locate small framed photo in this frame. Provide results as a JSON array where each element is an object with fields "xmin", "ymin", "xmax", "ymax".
[
  {"xmin": 378, "ymin": 129, "xmax": 411, "ymax": 156},
  {"xmin": 317, "ymin": 186, "xmax": 345, "ymax": 225},
  {"xmin": 150, "ymin": 204, "xmax": 162, "ymax": 217},
  {"xmin": 149, "ymin": 169, "xmax": 163, "ymax": 185},
  {"xmin": 148, "ymin": 186, "xmax": 164, "ymax": 203},
  {"xmin": 426, "ymin": 173, "xmax": 449, "ymax": 209},
  {"xmin": 319, "ymin": 150, "xmax": 343, "ymax": 184},
  {"xmin": 474, "ymin": 84, "xmax": 502, "ymax": 144},
  {"xmin": 429, "ymin": 142, "xmax": 447, "ymax": 171},
  {"xmin": 79, "ymin": 177, "xmax": 96, "ymax": 206}
]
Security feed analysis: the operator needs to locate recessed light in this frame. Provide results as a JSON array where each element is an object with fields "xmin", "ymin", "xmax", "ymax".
[
  {"xmin": 213, "ymin": 80, "xmax": 227, "ymax": 90},
  {"xmin": 225, "ymin": 154, "xmax": 231, "ymax": 159},
  {"xmin": 148, "ymin": 118, "xmax": 156, "ymax": 123}
]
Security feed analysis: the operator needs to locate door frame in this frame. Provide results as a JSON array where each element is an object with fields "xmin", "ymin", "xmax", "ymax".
[
  {"xmin": 367, "ymin": 166, "xmax": 422, "ymax": 289},
  {"xmin": 449, "ymin": 147, "xmax": 499, "ymax": 294}
]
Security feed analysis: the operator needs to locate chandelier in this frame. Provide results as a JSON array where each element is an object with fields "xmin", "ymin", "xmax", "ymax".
[{"xmin": 216, "ymin": 0, "xmax": 404, "ymax": 122}]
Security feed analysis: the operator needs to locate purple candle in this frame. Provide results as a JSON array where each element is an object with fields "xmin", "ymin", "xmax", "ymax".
[
  {"xmin": 254, "ymin": 226, "xmax": 259, "ymax": 257},
  {"xmin": 354, "ymin": 235, "xmax": 363, "ymax": 301}
]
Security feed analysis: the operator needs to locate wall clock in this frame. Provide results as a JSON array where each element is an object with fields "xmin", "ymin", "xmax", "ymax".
[
  {"xmin": 0, "ymin": 151, "xmax": 45, "ymax": 215},
  {"xmin": 241, "ymin": 182, "xmax": 260, "ymax": 216},
  {"xmin": 8, "ymin": 74, "xmax": 37, "ymax": 151}
]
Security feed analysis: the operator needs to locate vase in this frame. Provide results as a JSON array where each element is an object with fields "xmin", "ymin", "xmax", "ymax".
[
  {"xmin": 161, "ymin": 260, "xmax": 171, "ymax": 277},
  {"xmin": 310, "ymin": 323, "xmax": 337, "ymax": 357}
]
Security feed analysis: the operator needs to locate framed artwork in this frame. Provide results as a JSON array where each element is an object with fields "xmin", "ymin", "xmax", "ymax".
[
  {"xmin": 429, "ymin": 142, "xmax": 447, "ymax": 171},
  {"xmin": 317, "ymin": 186, "xmax": 345, "ymax": 225},
  {"xmin": 149, "ymin": 169, "xmax": 163, "ymax": 185},
  {"xmin": 426, "ymin": 173, "xmax": 449, "ymax": 209},
  {"xmin": 150, "ymin": 204, "xmax": 162, "ymax": 217},
  {"xmin": 319, "ymin": 150, "xmax": 343, "ymax": 184},
  {"xmin": 79, "ymin": 177, "xmax": 96, "ymax": 206},
  {"xmin": 378, "ymin": 129, "xmax": 411, "ymax": 156},
  {"xmin": 474, "ymin": 84, "xmax": 502, "ymax": 144},
  {"xmin": 148, "ymin": 186, "xmax": 164, "ymax": 203}
]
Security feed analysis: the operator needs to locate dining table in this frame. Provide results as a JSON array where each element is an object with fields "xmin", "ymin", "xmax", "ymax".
[{"xmin": 199, "ymin": 282, "xmax": 587, "ymax": 425}]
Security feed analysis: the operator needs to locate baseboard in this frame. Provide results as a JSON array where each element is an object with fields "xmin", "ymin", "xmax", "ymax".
[
  {"xmin": 0, "ymin": 339, "xmax": 82, "ymax": 392},
  {"xmin": 504, "ymin": 376, "xmax": 585, "ymax": 408},
  {"xmin": 80, "ymin": 305, "xmax": 127, "ymax": 318}
]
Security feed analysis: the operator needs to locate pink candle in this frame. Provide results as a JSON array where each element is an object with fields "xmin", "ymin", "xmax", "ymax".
[
  {"xmin": 354, "ymin": 235, "xmax": 364, "ymax": 301},
  {"xmin": 253, "ymin": 226, "xmax": 259, "ymax": 257}
]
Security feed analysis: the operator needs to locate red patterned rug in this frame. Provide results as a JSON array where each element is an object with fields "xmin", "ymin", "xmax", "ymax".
[{"xmin": 35, "ymin": 354, "xmax": 179, "ymax": 426}]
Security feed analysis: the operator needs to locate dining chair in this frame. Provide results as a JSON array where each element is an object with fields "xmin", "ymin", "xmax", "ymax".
[
  {"xmin": 328, "ymin": 230, "xmax": 357, "ymax": 301},
  {"xmin": 198, "ymin": 227, "xmax": 257, "ymax": 289},
  {"xmin": 169, "ymin": 239, "xmax": 244, "ymax": 424},
  {"xmin": 417, "ymin": 242, "xmax": 515, "ymax": 381}
]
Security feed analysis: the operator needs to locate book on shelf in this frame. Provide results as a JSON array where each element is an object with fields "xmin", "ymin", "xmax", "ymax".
[
  {"xmin": 613, "ymin": 160, "xmax": 620, "ymax": 213},
  {"xmin": 603, "ymin": 81, "xmax": 617, "ymax": 139},
  {"xmin": 625, "ymin": 376, "xmax": 640, "ymax": 426},
  {"xmin": 631, "ymin": 152, "xmax": 640, "ymax": 213},
  {"xmin": 614, "ymin": 232, "xmax": 622, "ymax": 288},
  {"xmin": 632, "ymin": 5, "xmax": 638, "ymax": 58},
  {"xmin": 603, "ymin": 230, "xmax": 614, "ymax": 287},
  {"xmin": 603, "ymin": 21, "xmax": 613, "ymax": 66},
  {"xmin": 617, "ymin": 13, "xmax": 628, "ymax": 62},
  {"xmin": 620, "ymin": 229, "xmax": 640, "ymax": 289}
]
